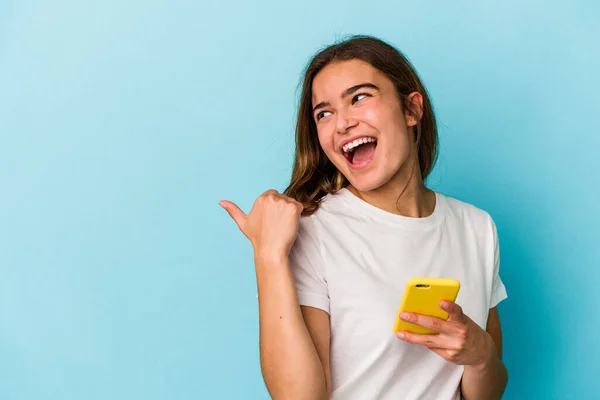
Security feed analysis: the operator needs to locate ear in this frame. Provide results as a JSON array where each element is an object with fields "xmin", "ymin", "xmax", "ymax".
[{"xmin": 404, "ymin": 91, "xmax": 424, "ymax": 127}]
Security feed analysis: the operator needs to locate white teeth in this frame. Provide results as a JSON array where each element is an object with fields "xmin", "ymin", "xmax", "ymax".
[{"xmin": 343, "ymin": 137, "xmax": 376, "ymax": 153}]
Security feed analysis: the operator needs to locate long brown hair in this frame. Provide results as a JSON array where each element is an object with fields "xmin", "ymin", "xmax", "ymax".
[{"xmin": 284, "ymin": 35, "xmax": 438, "ymax": 215}]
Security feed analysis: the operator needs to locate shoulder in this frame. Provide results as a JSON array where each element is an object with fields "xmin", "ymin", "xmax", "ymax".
[
  {"xmin": 439, "ymin": 193, "xmax": 503, "ymax": 280},
  {"xmin": 299, "ymin": 191, "xmax": 350, "ymax": 227},
  {"xmin": 439, "ymin": 192, "xmax": 497, "ymax": 235},
  {"xmin": 294, "ymin": 191, "xmax": 351, "ymax": 247},
  {"xmin": 289, "ymin": 195, "xmax": 345, "ymax": 273}
]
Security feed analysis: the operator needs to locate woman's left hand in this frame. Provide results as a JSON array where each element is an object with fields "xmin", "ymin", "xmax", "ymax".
[{"xmin": 395, "ymin": 301, "xmax": 494, "ymax": 366}]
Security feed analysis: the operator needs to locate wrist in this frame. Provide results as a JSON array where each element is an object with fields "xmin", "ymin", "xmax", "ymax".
[
  {"xmin": 254, "ymin": 249, "xmax": 288, "ymax": 267},
  {"xmin": 471, "ymin": 332, "xmax": 500, "ymax": 372}
]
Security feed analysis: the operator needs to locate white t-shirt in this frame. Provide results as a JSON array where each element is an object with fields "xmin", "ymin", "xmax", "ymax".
[{"xmin": 289, "ymin": 188, "xmax": 507, "ymax": 400}]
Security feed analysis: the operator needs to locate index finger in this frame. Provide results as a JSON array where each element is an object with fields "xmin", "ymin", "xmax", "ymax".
[
  {"xmin": 440, "ymin": 301, "xmax": 466, "ymax": 323},
  {"xmin": 399, "ymin": 312, "xmax": 454, "ymax": 334}
]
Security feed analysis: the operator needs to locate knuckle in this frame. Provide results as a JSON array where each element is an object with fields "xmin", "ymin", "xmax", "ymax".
[
  {"xmin": 431, "ymin": 319, "xmax": 441, "ymax": 331},
  {"xmin": 270, "ymin": 196, "xmax": 282, "ymax": 205},
  {"xmin": 454, "ymin": 325, "xmax": 468, "ymax": 340}
]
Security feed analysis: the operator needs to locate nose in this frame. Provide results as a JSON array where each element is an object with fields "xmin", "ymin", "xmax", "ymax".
[{"xmin": 336, "ymin": 110, "xmax": 358, "ymax": 134}]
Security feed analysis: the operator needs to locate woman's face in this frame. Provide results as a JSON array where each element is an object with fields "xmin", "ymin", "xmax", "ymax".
[{"xmin": 311, "ymin": 59, "xmax": 421, "ymax": 192}]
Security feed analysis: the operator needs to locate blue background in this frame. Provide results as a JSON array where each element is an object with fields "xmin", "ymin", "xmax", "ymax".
[{"xmin": 1, "ymin": 1, "xmax": 598, "ymax": 399}]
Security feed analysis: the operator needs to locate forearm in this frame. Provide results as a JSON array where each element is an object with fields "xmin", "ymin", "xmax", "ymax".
[
  {"xmin": 460, "ymin": 335, "xmax": 507, "ymax": 400},
  {"xmin": 255, "ymin": 254, "xmax": 328, "ymax": 400}
]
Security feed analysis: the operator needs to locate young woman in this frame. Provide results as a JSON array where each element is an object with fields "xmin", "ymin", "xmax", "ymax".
[{"xmin": 220, "ymin": 35, "xmax": 508, "ymax": 400}]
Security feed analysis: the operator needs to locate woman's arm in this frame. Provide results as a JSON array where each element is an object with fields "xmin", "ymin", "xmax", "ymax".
[
  {"xmin": 300, "ymin": 305, "xmax": 332, "ymax": 393},
  {"xmin": 255, "ymin": 255, "xmax": 330, "ymax": 400},
  {"xmin": 220, "ymin": 191, "xmax": 330, "ymax": 400},
  {"xmin": 460, "ymin": 307, "xmax": 508, "ymax": 400}
]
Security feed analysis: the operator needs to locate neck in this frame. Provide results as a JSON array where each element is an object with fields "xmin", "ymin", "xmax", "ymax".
[{"xmin": 347, "ymin": 159, "xmax": 436, "ymax": 218}]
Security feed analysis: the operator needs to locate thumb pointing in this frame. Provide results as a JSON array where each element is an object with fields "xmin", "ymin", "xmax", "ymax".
[{"xmin": 219, "ymin": 200, "xmax": 247, "ymax": 233}]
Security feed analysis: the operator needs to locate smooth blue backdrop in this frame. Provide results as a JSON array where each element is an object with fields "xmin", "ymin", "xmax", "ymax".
[{"xmin": 1, "ymin": 1, "xmax": 598, "ymax": 399}]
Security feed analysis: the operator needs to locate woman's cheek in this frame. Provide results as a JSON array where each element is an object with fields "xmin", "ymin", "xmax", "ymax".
[
  {"xmin": 357, "ymin": 103, "xmax": 380, "ymax": 126},
  {"xmin": 317, "ymin": 129, "xmax": 336, "ymax": 158}
]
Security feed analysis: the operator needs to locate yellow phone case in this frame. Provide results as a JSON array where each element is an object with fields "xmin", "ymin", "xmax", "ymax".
[{"xmin": 393, "ymin": 277, "xmax": 461, "ymax": 335}]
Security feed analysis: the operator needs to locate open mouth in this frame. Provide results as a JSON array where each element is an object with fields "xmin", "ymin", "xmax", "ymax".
[{"xmin": 343, "ymin": 137, "xmax": 377, "ymax": 167}]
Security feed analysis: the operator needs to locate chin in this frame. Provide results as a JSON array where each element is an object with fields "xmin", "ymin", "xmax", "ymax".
[{"xmin": 343, "ymin": 169, "xmax": 393, "ymax": 193}]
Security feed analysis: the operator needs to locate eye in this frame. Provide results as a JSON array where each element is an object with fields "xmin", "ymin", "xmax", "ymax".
[
  {"xmin": 316, "ymin": 110, "xmax": 332, "ymax": 121},
  {"xmin": 352, "ymin": 93, "xmax": 370, "ymax": 104}
]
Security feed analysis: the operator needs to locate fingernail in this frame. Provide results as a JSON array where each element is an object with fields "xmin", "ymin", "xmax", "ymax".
[
  {"xmin": 218, "ymin": 201, "xmax": 226, "ymax": 208},
  {"xmin": 396, "ymin": 332, "xmax": 405, "ymax": 339},
  {"xmin": 400, "ymin": 312, "xmax": 411, "ymax": 321},
  {"xmin": 441, "ymin": 301, "xmax": 449, "ymax": 310}
]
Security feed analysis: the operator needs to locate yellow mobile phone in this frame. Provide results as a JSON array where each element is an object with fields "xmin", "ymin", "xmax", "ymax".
[{"xmin": 393, "ymin": 277, "xmax": 461, "ymax": 335}]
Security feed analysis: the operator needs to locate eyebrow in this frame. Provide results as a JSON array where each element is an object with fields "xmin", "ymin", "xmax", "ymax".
[{"xmin": 312, "ymin": 83, "xmax": 380, "ymax": 114}]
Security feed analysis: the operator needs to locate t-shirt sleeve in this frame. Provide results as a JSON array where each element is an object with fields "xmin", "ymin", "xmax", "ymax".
[
  {"xmin": 490, "ymin": 219, "xmax": 508, "ymax": 308},
  {"xmin": 288, "ymin": 218, "xmax": 330, "ymax": 314}
]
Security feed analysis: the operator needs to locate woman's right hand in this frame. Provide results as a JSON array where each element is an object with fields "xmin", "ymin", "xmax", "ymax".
[{"xmin": 219, "ymin": 190, "xmax": 304, "ymax": 262}]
